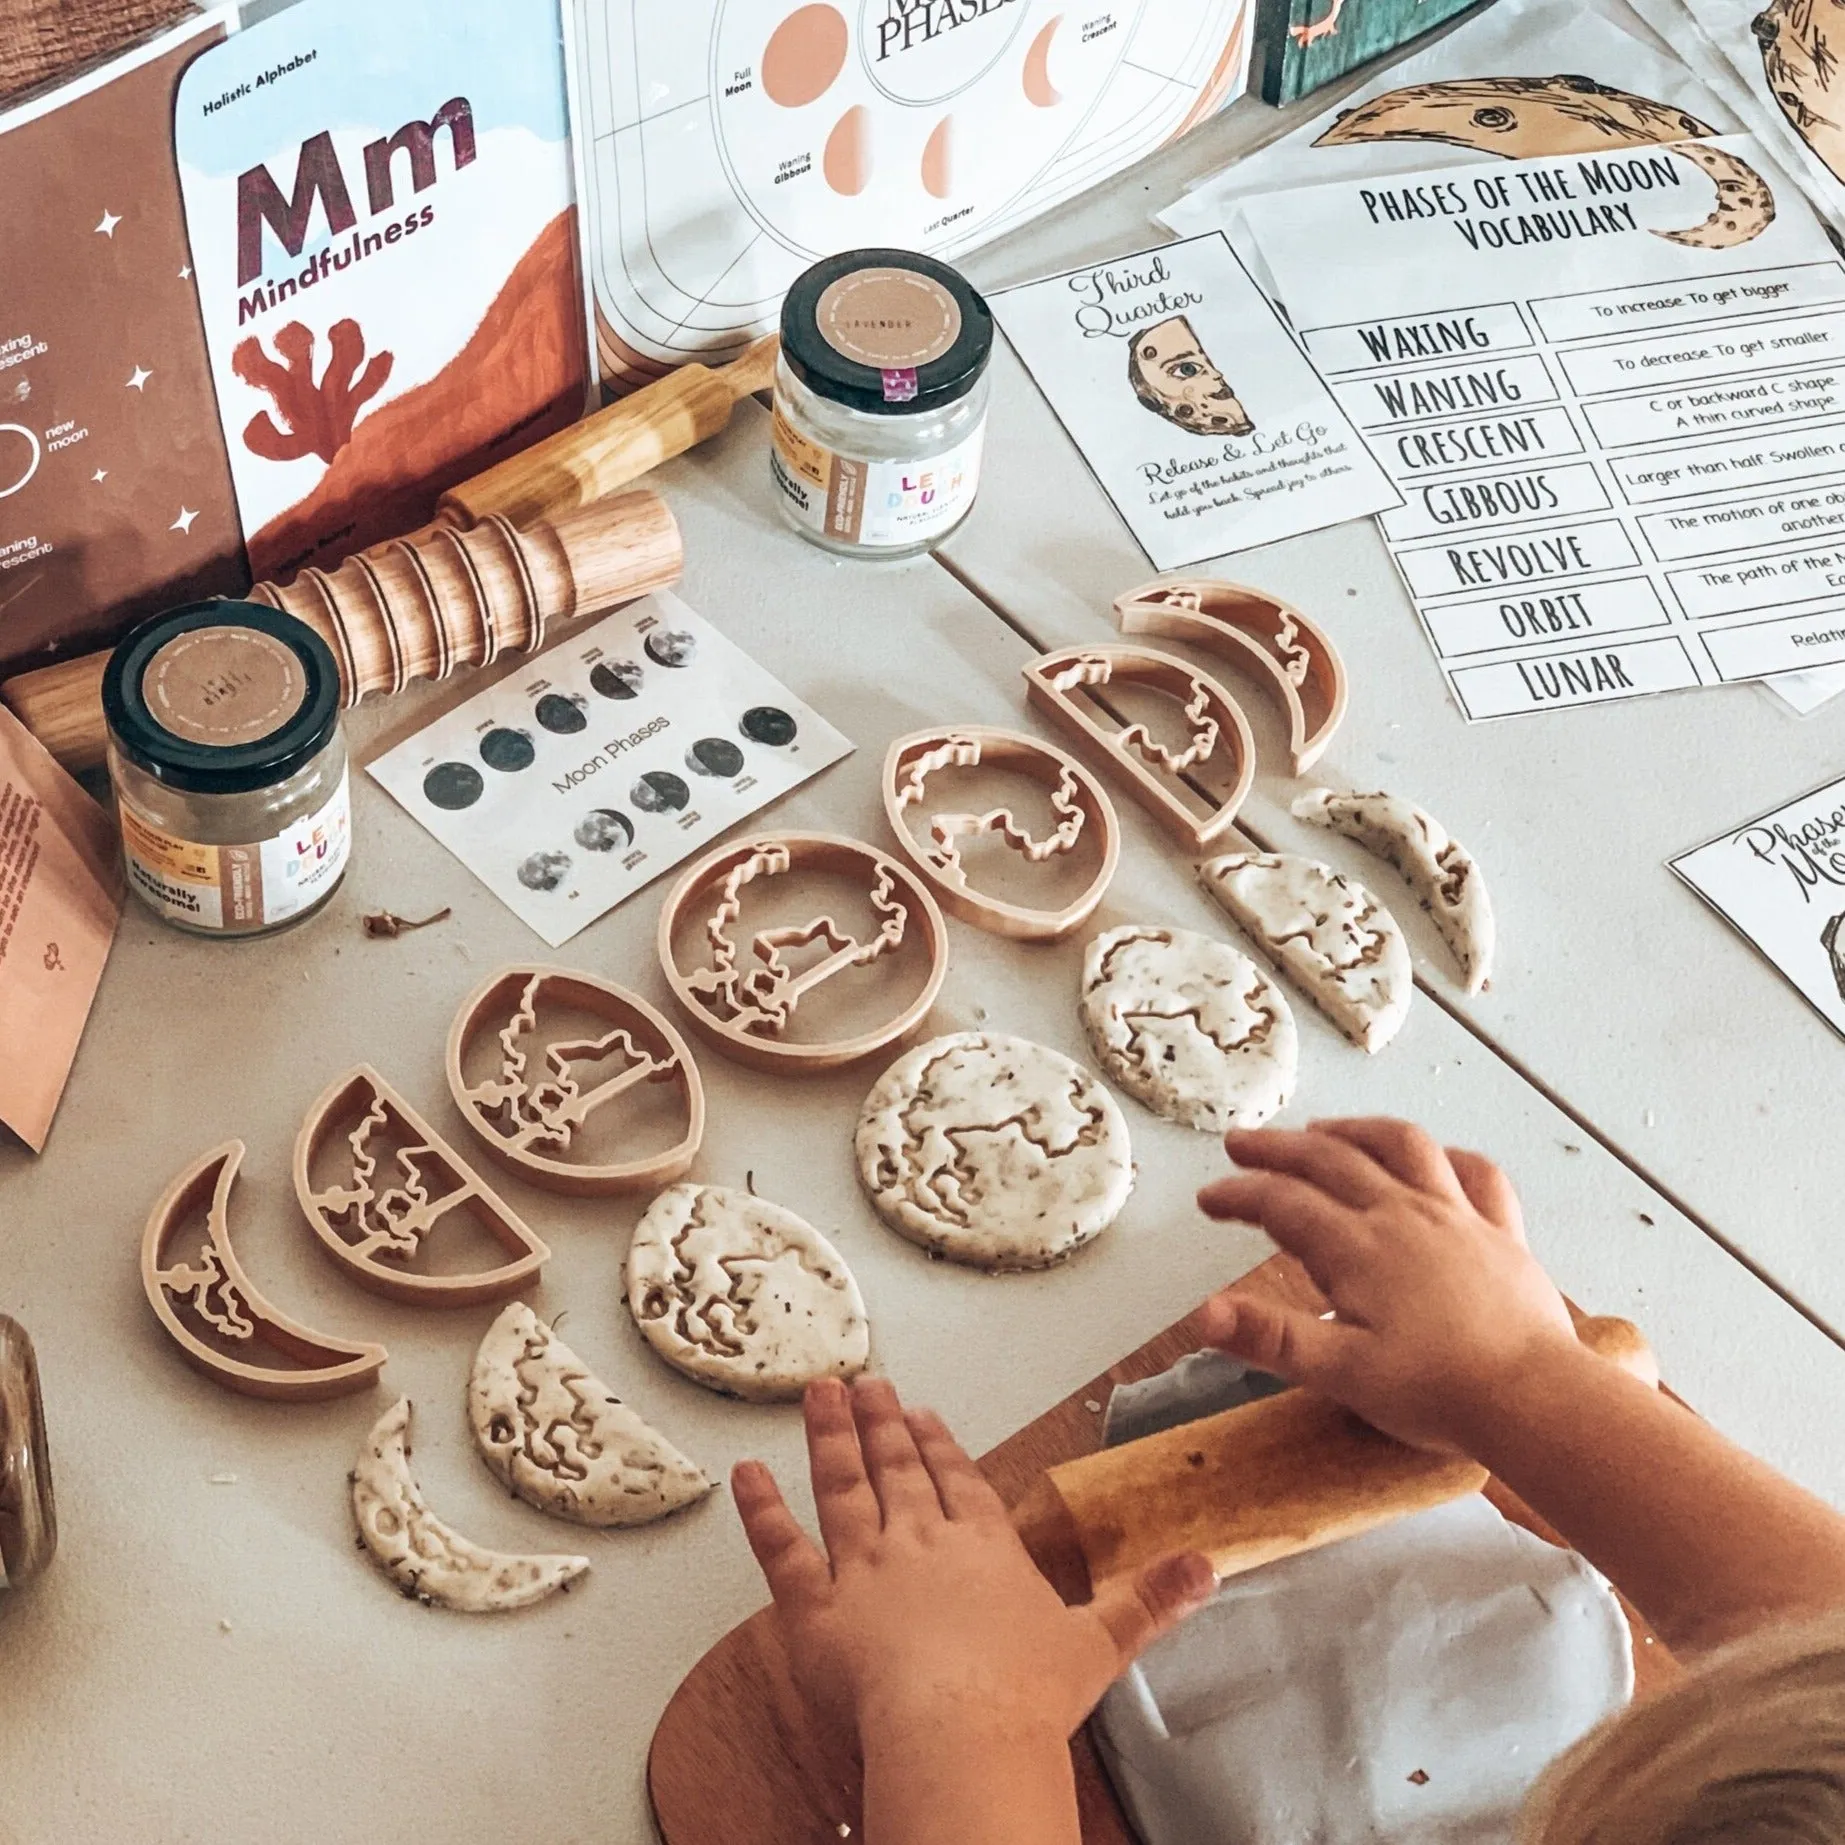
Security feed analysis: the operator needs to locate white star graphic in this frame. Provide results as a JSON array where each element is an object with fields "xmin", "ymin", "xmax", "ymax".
[
  {"xmin": 126, "ymin": 366, "xmax": 152, "ymax": 391},
  {"xmin": 95, "ymin": 209, "xmax": 122, "ymax": 237},
  {"xmin": 178, "ymin": 265, "xmax": 191, "ymax": 281},
  {"xmin": 171, "ymin": 507, "xmax": 198, "ymax": 534},
  {"xmin": 91, "ymin": 469, "xmax": 107, "ymax": 484}
]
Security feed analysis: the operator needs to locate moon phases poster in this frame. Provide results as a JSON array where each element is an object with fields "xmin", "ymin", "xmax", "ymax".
[{"xmin": 989, "ymin": 230, "xmax": 1401, "ymax": 570}]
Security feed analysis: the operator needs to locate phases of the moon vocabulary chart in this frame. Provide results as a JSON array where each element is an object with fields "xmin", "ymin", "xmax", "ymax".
[{"xmin": 1244, "ymin": 134, "xmax": 1845, "ymax": 719}]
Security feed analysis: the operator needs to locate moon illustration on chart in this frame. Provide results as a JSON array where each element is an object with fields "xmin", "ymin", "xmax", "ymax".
[
  {"xmin": 761, "ymin": 3, "xmax": 848, "ymax": 108},
  {"xmin": 1316, "ymin": 75, "xmax": 1775, "ymax": 248},
  {"xmin": 0, "ymin": 424, "xmax": 40, "ymax": 500},
  {"xmin": 350, "ymin": 1397, "xmax": 590, "ymax": 1612},
  {"xmin": 1023, "ymin": 16, "xmax": 1063, "ymax": 108},
  {"xmin": 825, "ymin": 103, "xmax": 871, "ymax": 195},
  {"xmin": 922, "ymin": 116, "xmax": 954, "ymax": 198},
  {"xmin": 140, "ymin": 1141, "xmax": 388, "ymax": 1402}
]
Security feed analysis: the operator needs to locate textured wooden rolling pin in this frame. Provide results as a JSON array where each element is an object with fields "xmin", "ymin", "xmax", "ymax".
[
  {"xmin": 1012, "ymin": 1314, "xmax": 1656, "ymax": 1604},
  {"xmin": 1, "ymin": 491, "xmax": 682, "ymax": 772}
]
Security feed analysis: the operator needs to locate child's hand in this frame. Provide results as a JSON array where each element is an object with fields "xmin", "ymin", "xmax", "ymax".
[
  {"xmin": 1194, "ymin": 1117, "xmax": 1579, "ymax": 1454},
  {"xmin": 733, "ymin": 1376, "xmax": 1215, "ymax": 1746}
]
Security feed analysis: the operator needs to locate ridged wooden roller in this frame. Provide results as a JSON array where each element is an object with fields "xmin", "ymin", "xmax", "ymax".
[{"xmin": 1, "ymin": 490, "xmax": 682, "ymax": 773}]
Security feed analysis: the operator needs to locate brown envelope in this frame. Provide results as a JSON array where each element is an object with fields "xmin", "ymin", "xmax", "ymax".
[{"xmin": 0, "ymin": 704, "xmax": 122, "ymax": 1151}]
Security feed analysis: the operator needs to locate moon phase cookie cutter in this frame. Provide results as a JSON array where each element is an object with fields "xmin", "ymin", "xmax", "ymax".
[
  {"xmin": 1112, "ymin": 578, "xmax": 1349, "ymax": 775},
  {"xmin": 141, "ymin": 1141, "xmax": 388, "ymax": 1402},
  {"xmin": 293, "ymin": 1066, "xmax": 550, "ymax": 1307},
  {"xmin": 881, "ymin": 726, "xmax": 1120, "ymax": 943},
  {"xmin": 446, "ymin": 967, "xmax": 705, "ymax": 1196},
  {"xmin": 658, "ymin": 832, "xmax": 949, "ymax": 1073},
  {"xmin": 1021, "ymin": 643, "xmax": 1256, "ymax": 853}
]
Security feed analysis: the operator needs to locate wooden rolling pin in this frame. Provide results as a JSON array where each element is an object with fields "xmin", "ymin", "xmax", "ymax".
[
  {"xmin": 1012, "ymin": 1314, "xmax": 1656, "ymax": 1604},
  {"xmin": 2, "ymin": 491, "xmax": 682, "ymax": 773}
]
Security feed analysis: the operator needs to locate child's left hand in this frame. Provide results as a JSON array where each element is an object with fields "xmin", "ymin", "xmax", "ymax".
[{"xmin": 734, "ymin": 1375, "xmax": 1215, "ymax": 1747}]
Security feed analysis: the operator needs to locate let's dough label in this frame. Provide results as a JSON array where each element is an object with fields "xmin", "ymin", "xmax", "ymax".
[
  {"xmin": 119, "ymin": 771, "xmax": 350, "ymax": 931},
  {"xmin": 771, "ymin": 407, "xmax": 982, "ymax": 548}
]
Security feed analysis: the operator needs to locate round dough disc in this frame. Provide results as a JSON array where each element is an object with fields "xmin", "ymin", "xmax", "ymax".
[
  {"xmin": 1079, "ymin": 924, "xmax": 1298, "ymax": 1133},
  {"xmin": 625, "ymin": 1184, "xmax": 869, "ymax": 1402},
  {"xmin": 855, "ymin": 1031, "xmax": 1134, "ymax": 1271}
]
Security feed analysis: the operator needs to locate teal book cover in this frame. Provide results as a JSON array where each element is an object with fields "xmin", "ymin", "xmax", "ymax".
[{"xmin": 1258, "ymin": 0, "xmax": 1489, "ymax": 105}]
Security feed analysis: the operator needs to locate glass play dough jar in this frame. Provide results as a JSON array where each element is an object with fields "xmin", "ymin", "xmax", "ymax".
[
  {"xmin": 771, "ymin": 248, "xmax": 993, "ymax": 559},
  {"xmin": 102, "ymin": 601, "xmax": 351, "ymax": 938}
]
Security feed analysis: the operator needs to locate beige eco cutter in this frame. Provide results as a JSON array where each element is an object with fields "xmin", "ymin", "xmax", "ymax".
[
  {"xmin": 659, "ymin": 833, "xmax": 948, "ymax": 1074},
  {"xmin": 293, "ymin": 1067, "xmax": 549, "ymax": 1307},
  {"xmin": 141, "ymin": 1141, "xmax": 388, "ymax": 1402},
  {"xmin": 1022, "ymin": 644, "xmax": 1255, "ymax": 853},
  {"xmin": 446, "ymin": 966, "xmax": 705, "ymax": 1196},
  {"xmin": 1112, "ymin": 578, "xmax": 1349, "ymax": 775},
  {"xmin": 882, "ymin": 726, "xmax": 1120, "ymax": 943}
]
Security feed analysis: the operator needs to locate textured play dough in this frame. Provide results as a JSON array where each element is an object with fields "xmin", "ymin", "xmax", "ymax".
[
  {"xmin": 1079, "ymin": 924, "xmax": 1297, "ymax": 1133},
  {"xmin": 1094, "ymin": 1494, "xmax": 1633, "ymax": 1845},
  {"xmin": 1197, "ymin": 852, "xmax": 1411, "ymax": 1053},
  {"xmin": 625, "ymin": 1184, "xmax": 869, "ymax": 1402},
  {"xmin": 1293, "ymin": 788, "xmax": 1495, "ymax": 994},
  {"xmin": 349, "ymin": 1397, "xmax": 590, "ymax": 1613},
  {"xmin": 855, "ymin": 1031, "xmax": 1134, "ymax": 1270},
  {"xmin": 468, "ymin": 1302, "xmax": 711, "ymax": 1527}
]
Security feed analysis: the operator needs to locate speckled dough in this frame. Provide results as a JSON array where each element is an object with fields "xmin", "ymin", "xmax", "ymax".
[
  {"xmin": 1198, "ymin": 852, "xmax": 1411, "ymax": 1053},
  {"xmin": 468, "ymin": 1302, "xmax": 711, "ymax": 1528},
  {"xmin": 1079, "ymin": 925, "xmax": 1297, "ymax": 1133},
  {"xmin": 349, "ymin": 1397, "xmax": 589, "ymax": 1613},
  {"xmin": 1293, "ymin": 788, "xmax": 1495, "ymax": 994},
  {"xmin": 855, "ymin": 1032, "xmax": 1134, "ymax": 1270},
  {"xmin": 625, "ymin": 1184, "xmax": 869, "ymax": 1402}
]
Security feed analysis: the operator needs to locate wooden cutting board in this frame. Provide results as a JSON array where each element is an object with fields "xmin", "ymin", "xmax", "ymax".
[{"xmin": 647, "ymin": 1255, "xmax": 1679, "ymax": 1844}]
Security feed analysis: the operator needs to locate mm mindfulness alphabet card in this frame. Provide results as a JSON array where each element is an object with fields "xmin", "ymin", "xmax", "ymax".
[
  {"xmin": 1672, "ymin": 770, "xmax": 1845, "ymax": 1040},
  {"xmin": 989, "ymin": 230, "xmax": 1399, "ymax": 570}
]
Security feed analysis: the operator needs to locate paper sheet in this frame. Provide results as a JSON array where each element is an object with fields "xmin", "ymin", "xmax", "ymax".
[
  {"xmin": 368, "ymin": 591, "xmax": 851, "ymax": 946},
  {"xmin": 1240, "ymin": 134, "xmax": 1845, "ymax": 718},
  {"xmin": 989, "ymin": 231, "xmax": 1401, "ymax": 570},
  {"xmin": 0, "ymin": 706, "xmax": 123, "ymax": 1153},
  {"xmin": 1672, "ymin": 771, "xmax": 1845, "ymax": 1041}
]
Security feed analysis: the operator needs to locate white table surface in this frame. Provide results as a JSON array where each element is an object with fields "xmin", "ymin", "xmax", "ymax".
[{"xmin": 3, "ymin": 80, "xmax": 1844, "ymax": 1845}]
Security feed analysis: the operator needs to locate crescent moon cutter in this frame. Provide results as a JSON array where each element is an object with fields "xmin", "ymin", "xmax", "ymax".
[{"xmin": 141, "ymin": 1141, "xmax": 388, "ymax": 1402}]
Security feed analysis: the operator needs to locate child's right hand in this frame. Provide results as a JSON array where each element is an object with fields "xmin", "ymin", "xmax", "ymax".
[{"xmin": 1194, "ymin": 1117, "xmax": 1581, "ymax": 1454}]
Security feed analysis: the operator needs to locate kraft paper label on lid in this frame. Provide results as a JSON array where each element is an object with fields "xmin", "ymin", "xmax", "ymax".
[
  {"xmin": 816, "ymin": 267, "xmax": 961, "ymax": 370},
  {"xmin": 143, "ymin": 626, "xmax": 305, "ymax": 748}
]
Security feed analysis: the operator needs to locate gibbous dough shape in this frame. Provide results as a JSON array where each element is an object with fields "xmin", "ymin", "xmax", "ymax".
[
  {"xmin": 1079, "ymin": 925, "xmax": 1297, "ymax": 1134},
  {"xmin": 855, "ymin": 1032, "xmax": 1134, "ymax": 1271},
  {"xmin": 625, "ymin": 1184, "xmax": 869, "ymax": 1402},
  {"xmin": 1094, "ymin": 1494, "xmax": 1633, "ymax": 1845},
  {"xmin": 468, "ymin": 1303, "xmax": 711, "ymax": 1527},
  {"xmin": 350, "ymin": 1398, "xmax": 589, "ymax": 1613},
  {"xmin": 1198, "ymin": 852, "xmax": 1411, "ymax": 1053},
  {"xmin": 1292, "ymin": 788, "xmax": 1494, "ymax": 994}
]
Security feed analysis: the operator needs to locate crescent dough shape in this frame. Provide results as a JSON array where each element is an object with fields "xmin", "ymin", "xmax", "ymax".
[
  {"xmin": 1292, "ymin": 789, "xmax": 1494, "ymax": 994},
  {"xmin": 351, "ymin": 1397, "xmax": 589, "ymax": 1612},
  {"xmin": 468, "ymin": 1302, "xmax": 711, "ymax": 1527},
  {"xmin": 141, "ymin": 1141, "xmax": 387, "ymax": 1403},
  {"xmin": 1112, "ymin": 579, "xmax": 1348, "ymax": 774},
  {"xmin": 1311, "ymin": 75, "xmax": 1770, "ymax": 248},
  {"xmin": 1197, "ymin": 853, "xmax": 1411, "ymax": 1053}
]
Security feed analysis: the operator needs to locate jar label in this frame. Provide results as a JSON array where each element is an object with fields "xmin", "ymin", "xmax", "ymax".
[
  {"xmin": 771, "ymin": 408, "xmax": 984, "ymax": 550},
  {"xmin": 815, "ymin": 267, "xmax": 961, "ymax": 369},
  {"xmin": 143, "ymin": 625, "xmax": 306, "ymax": 748},
  {"xmin": 118, "ymin": 768, "xmax": 351, "ymax": 932}
]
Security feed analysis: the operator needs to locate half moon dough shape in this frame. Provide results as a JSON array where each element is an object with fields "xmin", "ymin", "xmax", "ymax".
[
  {"xmin": 855, "ymin": 1031, "xmax": 1134, "ymax": 1270},
  {"xmin": 1094, "ymin": 1493, "xmax": 1633, "ymax": 1845},
  {"xmin": 1292, "ymin": 788, "xmax": 1494, "ymax": 994},
  {"xmin": 625, "ymin": 1184, "xmax": 870, "ymax": 1402},
  {"xmin": 1197, "ymin": 852, "xmax": 1412, "ymax": 1053},
  {"xmin": 469, "ymin": 1302, "xmax": 711, "ymax": 1527},
  {"xmin": 350, "ymin": 1397, "xmax": 589, "ymax": 1612}
]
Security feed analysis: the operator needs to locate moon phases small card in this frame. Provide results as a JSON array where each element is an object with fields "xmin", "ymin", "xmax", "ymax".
[
  {"xmin": 988, "ymin": 230, "xmax": 1401, "ymax": 570},
  {"xmin": 1671, "ymin": 772, "xmax": 1845, "ymax": 1040},
  {"xmin": 369, "ymin": 590, "xmax": 852, "ymax": 946}
]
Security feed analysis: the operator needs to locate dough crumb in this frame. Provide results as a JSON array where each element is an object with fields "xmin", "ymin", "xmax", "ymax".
[
  {"xmin": 1084, "ymin": 1399, "xmax": 1102, "ymax": 1414},
  {"xmin": 218, "ymin": 1619, "xmax": 233, "ymax": 1634},
  {"xmin": 1408, "ymin": 1769, "xmax": 1430, "ymax": 1786},
  {"xmin": 209, "ymin": 1472, "xmax": 238, "ymax": 1485},
  {"xmin": 1644, "ymin": 1109, "xmax": 1657, "ymax": 1127},
  {"xmin": 1637, "ymin": 1212, "xmax": 1656, "ymax": 1226}
]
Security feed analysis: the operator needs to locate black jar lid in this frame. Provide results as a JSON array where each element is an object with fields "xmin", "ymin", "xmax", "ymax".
[
  {"xmin": 102, "ymin": 601, "xmax": 341, "ymax": 795},
  {"xmin": 780, "ymin": 248, "xmax": 992, "ymax": 417}
]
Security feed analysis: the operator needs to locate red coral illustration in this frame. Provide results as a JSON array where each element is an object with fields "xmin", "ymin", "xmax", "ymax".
[{"xmin": 232, "ymin": 319, "xmax": 394, "ymax": 465}]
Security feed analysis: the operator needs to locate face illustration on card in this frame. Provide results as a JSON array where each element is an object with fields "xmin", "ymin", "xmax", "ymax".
[{"xmin": 1129, "ymin": 315, "xmax": 1254, "ymax": 437}]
